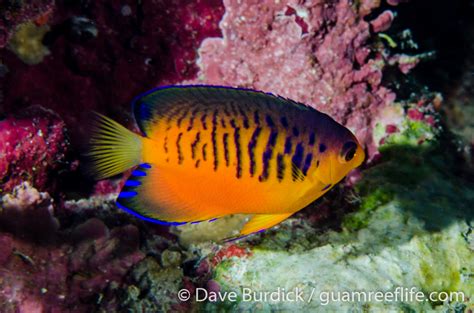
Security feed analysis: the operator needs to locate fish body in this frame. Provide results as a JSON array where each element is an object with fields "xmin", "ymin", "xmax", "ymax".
[{"xmin": 88, "ymin": 86, "xmax": 365, "ymax": 238}]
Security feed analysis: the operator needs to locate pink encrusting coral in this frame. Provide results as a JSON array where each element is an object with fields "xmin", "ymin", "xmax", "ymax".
[
  {"xmin": 0, "ymin": 106, "xmax": 69, "ymax": 193},
  {"xmin": 386, "ymin": 0, "xmax": 410, "ymax": 6},
  {"xmin": 189, "ymin": 0, "xmax": 398, "ymax": 158},
  {"xmin": 370, "ymin": 10, "xmax": 394, "ymax": 33}
]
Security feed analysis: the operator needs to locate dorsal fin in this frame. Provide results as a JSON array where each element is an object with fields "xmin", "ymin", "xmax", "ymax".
[{"xmin": 131, "ymin": 85, "xmax": 313, "ymax": 136}]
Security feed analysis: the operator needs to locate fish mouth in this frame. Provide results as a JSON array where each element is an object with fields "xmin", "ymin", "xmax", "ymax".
[
  {"xmin": 329, "ymin": 144, "xmax": 365, "ymax": 185},
  {"xmin": 354, "ymin": 145, "xmax": 366, "ymax": 168}
]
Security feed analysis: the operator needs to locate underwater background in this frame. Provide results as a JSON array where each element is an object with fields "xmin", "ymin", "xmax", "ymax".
[{"xmin": 0, "ymin": 0, "xmax": 473, "ymax": 312}]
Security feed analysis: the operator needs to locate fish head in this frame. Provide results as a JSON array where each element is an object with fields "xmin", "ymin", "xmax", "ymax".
[
  {"xmin": 312, "ymin": 119, "xmax": 365, "ymax": 187},
  {"xmin": 328, "ymin": 130, "xmax": 365, "ymax": 185}
]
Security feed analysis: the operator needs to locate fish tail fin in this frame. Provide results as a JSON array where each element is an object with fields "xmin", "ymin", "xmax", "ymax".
[{"xmin": 86, "ymin": 112, "xmax": 144, "ymax": 179}]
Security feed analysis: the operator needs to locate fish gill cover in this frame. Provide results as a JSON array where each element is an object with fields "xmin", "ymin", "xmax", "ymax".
[{"xmin": 0, "ymin": 0, "xmax": 472, "ymax": 312}]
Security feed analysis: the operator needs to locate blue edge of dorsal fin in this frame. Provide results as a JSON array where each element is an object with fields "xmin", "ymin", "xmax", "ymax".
[
  {"xmin": 116, "ymin": 163, "xmax": 219, "ymax": 226},
  {"xmin": 130, "ymin": 84, "xmax": 313, "ymax": 136}
]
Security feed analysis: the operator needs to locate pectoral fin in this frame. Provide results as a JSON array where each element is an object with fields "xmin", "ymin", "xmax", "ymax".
[{"xmin": 240, "ymin": 212, "xmax": 294, "ymax": 236}]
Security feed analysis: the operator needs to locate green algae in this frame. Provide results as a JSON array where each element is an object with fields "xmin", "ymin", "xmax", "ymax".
[
  {"xmin": 374, "ymin": 112, "xmax": 437, "ymax": 148},
  {"xmin": 345, "ymin": 144, "xmax": 473, "ymax": 234},
  {"xmin": 378, "ymin": 33, "xmax": 398, "ymax": 48},
  {"xmin": 209, "ymin": 207, "xmax": 473, "ymax": 311},
  {"xmin": 345, "ymin": 110, "xmax": 473, "ymax": 235}
]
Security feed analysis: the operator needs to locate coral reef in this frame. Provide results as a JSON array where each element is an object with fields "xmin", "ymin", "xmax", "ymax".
[
  {"xmin": 0, "ymin": 1, "xmax": 224, "ymax": 142},
  {"xmin": 189, "ymin": 0, "xmax": 398, "ymax": 158},
  {"xmin": 0, "ymin": 0, "xmax": 472, "ymax": 312},
  {"xmin": 0, "ymin": 184, "xmax": 145, "ymax": 312},
  {"xmin": 117, "ymin": 256, "xmax": 187, "ymax": 312},
  {"xmin": 0, "ymin": 182, "xmax": 59, "ymax": 241},
  {"xmin": 0, "ymin": 0, "xmax": 54, "ymax": 48}
]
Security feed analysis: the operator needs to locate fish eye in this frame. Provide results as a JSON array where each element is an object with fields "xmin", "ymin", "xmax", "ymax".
[{"xmin": 340, "ymin": 141, "xmax": 357, "ymax": 162}]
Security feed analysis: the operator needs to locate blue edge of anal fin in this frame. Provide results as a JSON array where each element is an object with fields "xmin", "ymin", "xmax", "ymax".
[{"xmin": 116, "ymin": 163, "xmax": 219, "ymax": 226}]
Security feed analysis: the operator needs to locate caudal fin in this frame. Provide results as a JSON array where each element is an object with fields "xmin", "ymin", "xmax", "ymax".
[{"xmin": 86, "ymin": 112, "xmax": 143, "ymax": 179}]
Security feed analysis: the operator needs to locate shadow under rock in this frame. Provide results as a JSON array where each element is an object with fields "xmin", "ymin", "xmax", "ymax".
[
  {"xmin": 355, "ymin": 136, "xmax": 474, "ymax": 233},
  {"xmin": 387, "ymin": 0, "xmax": 474, "ymax": 96},
  {"xmin": 253, "ymin": 131, "xmax": 474, "ymax": 253}
]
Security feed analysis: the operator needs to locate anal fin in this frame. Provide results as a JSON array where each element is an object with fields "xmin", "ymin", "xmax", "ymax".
[
  {"xmin": 116, "ymin": 163, "xmax": 187, "ymax": 226},
  {"xmin": 240, "ymin": 212, "xmax": 293, "ymax": 236}
]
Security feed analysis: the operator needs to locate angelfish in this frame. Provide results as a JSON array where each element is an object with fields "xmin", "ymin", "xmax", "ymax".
[{"xmin": 88, "ymin": 86, "xmax": 365, "ymax": 239}]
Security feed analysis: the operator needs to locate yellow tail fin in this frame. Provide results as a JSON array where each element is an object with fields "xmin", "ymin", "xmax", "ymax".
[{"xmin": 87, "ymin": 113, "xmax": 143, "ymax": 179}]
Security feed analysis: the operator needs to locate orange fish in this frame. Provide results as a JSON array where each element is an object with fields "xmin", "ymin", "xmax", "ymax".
[{"xmin": 88, "ymin": 86, "xmax": 365, "ymax": 239}]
